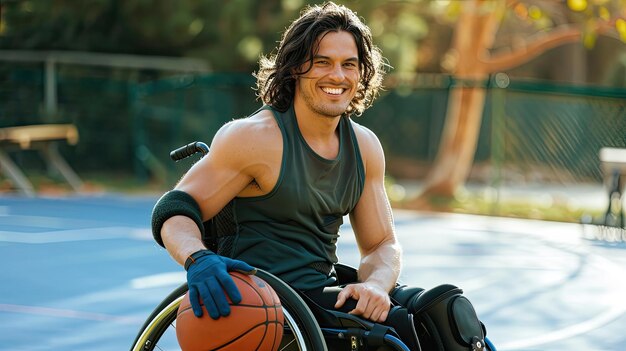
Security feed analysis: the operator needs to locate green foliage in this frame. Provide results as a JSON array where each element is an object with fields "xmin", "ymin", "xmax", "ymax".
[
  {"xmin": 2, "ymin": 0, "xmax": 131, "ymax": 52},
  {"xmin": 0, "ymin": 0, "xmax": 434, "ymax": 73},
  {"xmin": 0, "ymin": 0, "xmax": 296, "ymax": 71},
  {"xmin": 2, "ymin": 0, "xmax": 624, "ymax": 75}
]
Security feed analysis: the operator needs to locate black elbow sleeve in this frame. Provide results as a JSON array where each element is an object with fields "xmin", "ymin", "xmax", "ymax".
[{"xmin": 151, "ymin": 190, "xmax": 205, "ymax": 248}]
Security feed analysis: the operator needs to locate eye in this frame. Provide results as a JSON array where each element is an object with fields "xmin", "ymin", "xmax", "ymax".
[{"xmin": 343, "ymin": 61, "xmax": 358, "ymax": 69}]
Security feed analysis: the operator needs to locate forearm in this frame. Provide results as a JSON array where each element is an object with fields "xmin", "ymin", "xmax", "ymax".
[
  {"xmin": 161, "ymin": 215, "xmax": 207, "ymax": 266},
  {"xmin": 357, "ymin": 239, "xmax": 402, "ymax": 293}
]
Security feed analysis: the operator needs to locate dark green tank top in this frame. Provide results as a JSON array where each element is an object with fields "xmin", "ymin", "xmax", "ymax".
[{"xmin": 228, "ymin": 104, "xmax": 365, "ymax": 291}]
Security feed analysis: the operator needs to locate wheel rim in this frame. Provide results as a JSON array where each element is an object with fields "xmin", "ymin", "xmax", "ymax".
[
  {"xmin": 132, "ymin": 295, "xmax": 182, "ymax": 351},
  {"xmin": 131, "ymin": 299, "xmax": 311, "ymax": 351}
]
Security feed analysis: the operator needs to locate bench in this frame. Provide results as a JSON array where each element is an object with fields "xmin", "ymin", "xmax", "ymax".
[
  {"xmin": 0, "ymin": 124, "xmax": 83, "ymax": 196},
  {"xmin": 599, "ymin": 147, "xmax": 626, "ymax": 228}
]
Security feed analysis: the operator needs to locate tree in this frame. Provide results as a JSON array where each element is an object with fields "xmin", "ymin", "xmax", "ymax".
[
  {"xmin": 0, "ymin": 0, "xmax": 302, "ymax": 72},
  {"xmin": 413, "ymin": 0, "xmax": 626, "ymax": 203}
]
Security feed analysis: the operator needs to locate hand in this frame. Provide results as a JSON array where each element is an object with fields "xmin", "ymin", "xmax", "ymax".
[
  {"xmin": 335, "ymin": 282, "xmax": 391, "ymax": 322},
  {"xmin": 186, "ymin": 253, "xmax": 256, "ymax": 319}
]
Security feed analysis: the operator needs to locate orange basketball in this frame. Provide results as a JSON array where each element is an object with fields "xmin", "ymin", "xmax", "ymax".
[{"xmin": 176, "ymin": 272, "xmax": 284, "ymax": 351}]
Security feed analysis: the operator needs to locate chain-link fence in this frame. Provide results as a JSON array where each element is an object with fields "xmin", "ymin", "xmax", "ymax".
[
  {"xmin": 482, "ymin": 78, "xmax": 625, "ymax": 218},
  {"xmin": 130, "ymin": 73, "xmax": 259, "ymax": 184},
  {"xmin": 2, "ymin": 64, "xmax": 625, "ymax": 218}
]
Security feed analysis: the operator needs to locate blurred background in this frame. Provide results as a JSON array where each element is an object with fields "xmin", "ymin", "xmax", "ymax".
[{"xmin": 1, "ymin": 0, "xmax": 625, "ymax": 224}]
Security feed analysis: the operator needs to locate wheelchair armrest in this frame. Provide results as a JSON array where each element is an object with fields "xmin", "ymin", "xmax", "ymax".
[
  {"xmin": 297, "ymin": 288, "xmax": 373, "ymax": 329},
  {"xmin": 297, "ymin": 287, "xmax": 407, "ymax": 350},
  {"xmin": 334, "ymin": 263, "xmax": 359, "ymax": 285},
  {"xmin": 331, "ymin": 310, "xmax": 376, "ymax": 329}
]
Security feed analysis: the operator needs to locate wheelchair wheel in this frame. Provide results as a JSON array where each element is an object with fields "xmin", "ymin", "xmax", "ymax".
[{"xmin": 130, "ymin": 269, "xmax": 327, "ymax": 351}]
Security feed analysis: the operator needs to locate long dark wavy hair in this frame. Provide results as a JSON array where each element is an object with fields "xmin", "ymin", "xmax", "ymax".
[{"xmin": 255, "ymin": 2, "xmax": 387, "ymax": 116}]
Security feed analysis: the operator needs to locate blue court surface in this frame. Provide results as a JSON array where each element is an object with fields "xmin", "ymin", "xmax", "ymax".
[{"xmin": 1, "ymin": 194, "xmax": 625, "ymax": 350}]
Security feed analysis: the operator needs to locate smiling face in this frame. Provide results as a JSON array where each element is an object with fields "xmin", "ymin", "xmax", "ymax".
[{"xmin": 294, "ymin": 30, "xmax": 360, "ymax": 119}]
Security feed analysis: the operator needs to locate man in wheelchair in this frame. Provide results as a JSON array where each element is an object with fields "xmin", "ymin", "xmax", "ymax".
[{"xmin": 152, "ymin": 2, "xmax": 491, "ymax": 350}]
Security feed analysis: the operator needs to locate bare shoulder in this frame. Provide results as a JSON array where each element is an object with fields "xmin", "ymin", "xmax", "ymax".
[
  {"xmin": 210, "ymin": 108, "xmax": 281, "ymax": 156},
  {"xmin": 349, "ymin": 118, "xmax": 385, "ymax": 169}
]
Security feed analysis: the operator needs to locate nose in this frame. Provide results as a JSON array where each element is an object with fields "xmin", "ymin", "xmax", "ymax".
[{"xmin": 327, "ymin": 63, "xmax": 345, "ymax": 82}]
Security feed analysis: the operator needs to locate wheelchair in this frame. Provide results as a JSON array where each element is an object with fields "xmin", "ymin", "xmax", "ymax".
[
  {"xmin": 131, "ymin": 264, "xmax": 416, "ymax": 351},
  {"xmin": 130, "ymin": 142, "xmax": 496, "ymax": 351}
]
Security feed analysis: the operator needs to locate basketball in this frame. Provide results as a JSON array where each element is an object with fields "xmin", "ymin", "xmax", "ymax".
[{"xmin": 176, "ymin": 272, "xmax": 284, "ymax": 351}]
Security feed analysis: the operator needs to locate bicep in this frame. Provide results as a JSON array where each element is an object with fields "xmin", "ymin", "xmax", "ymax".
[
  {"xmin": 175, "ymin": 124, "xmax": 255, "ymax": 220},
  {"xmin": 350, "ymin": 131, "xmax": 396, "ymax": 255}
]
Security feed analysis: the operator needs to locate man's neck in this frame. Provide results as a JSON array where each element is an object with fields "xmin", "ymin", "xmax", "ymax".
[
  {"xmin": 293, "ymin": 99, "xmax": 342, "ymax": 141},
  {"xmin": 293, "ymin": 100, "xmax": 342, "ymax": 159}
]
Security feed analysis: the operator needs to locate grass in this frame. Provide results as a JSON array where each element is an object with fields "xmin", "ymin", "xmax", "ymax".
[
  {"xmin": 445, "ymin": 195, "xmax": 603, "ymax": 224},
  {"xmin": 396, "ymin": 195, "xmax": 602, "ymax": 224},
  {"xmin": 387, "ymin": 179, "xmax": 605, "ymax": 224}
]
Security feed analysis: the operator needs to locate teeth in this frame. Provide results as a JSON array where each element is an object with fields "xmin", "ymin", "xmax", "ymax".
[{"xmin": 322, "ymin": 87, "xmax": 343, "ymax": 95}]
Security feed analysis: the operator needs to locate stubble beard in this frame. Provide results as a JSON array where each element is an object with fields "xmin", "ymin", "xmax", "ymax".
[{"xmin": 301, "ymin": 88, "xmax": 351, "ymax": 119}]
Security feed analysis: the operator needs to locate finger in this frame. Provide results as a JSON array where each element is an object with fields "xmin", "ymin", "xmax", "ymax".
[
  {"xmin": 188, "ymin": 285, "xmax": 203, "ymax": 318},
  {"xmin": 217, "ymin": 271, "xmax": 242, "ymax": 304},
  {"xmin": 223, "ymin": 257, "xmax": 256, "ymax": 275},
  {"xmin": 198, "ymin": 283, "xmax": 220, "ymax": 319},
  {"xmin": 369, "ymin": 303, "xmax": 387, "ymax": 323},
  {"xmin": 350, "ymin": 296, "xmax": 370, "ymax": 319},
  {"xmin": 377, "ymin": 308, "xmax": 389, "ymax": 323},
  {"xmin": 335, "ymin": 294, "xmax": 346, "ymax": 308},
  {"xmin": 335, "ymin": 286, "xmax": 355, "ymax": 308},
  {"xmin": 208, "ymin": 276, "xmax": 231, "ymax": 317}
]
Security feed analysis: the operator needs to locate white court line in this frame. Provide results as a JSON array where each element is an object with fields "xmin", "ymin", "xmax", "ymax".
[
  {"xmin": 394, "ymin": 212, "xmax": 626, "ymax": 349},
  {"xmin": 500, "ymin": 305, "xmax": 626, "ymax": 350},
  {"xmin": 0, "ymin": 304, "xmax": 140, "ymax": 324},
  {"xmin": 402, "ymin": 254, "xmax": 565, "ymax": 270},
  {"xmin": 497, "ymin": 254, "xmax": 626, "ymax": 350},
  {"xmin": 0, "ymin": 214, "xmax": 107, "ymax": 228},
  {"xmin": 0, "ymin": 227, "xmax": 149, "ymax": 243},
  {"xmin": 130, "ymin": 272, "xmax": 186, "ymax": 289}
]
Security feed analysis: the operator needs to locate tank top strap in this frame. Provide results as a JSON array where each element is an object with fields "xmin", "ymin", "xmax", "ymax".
[{"xmin": 344, "ymin": 117, "xmax": 365, "ymax": 187}]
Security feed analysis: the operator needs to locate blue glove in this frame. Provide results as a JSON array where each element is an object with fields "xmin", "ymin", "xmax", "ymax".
[{"xmin": 186, "ymin": 252, "xmax": 256, "ymax": 319}]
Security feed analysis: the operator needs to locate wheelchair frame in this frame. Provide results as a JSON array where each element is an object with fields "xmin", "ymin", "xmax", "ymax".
[{"xmin": 130, "ymin": 268, "xmax": 411, "ymax": 351}]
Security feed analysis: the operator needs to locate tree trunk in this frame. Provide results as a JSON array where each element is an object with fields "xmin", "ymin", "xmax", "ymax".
[
  {"xmin": 420, "ymin": 85, "xmax": 487, "ymax": 197},
  {"xmin": 417, "ymin": 0, "xmax": 498, "ymax": 199},
  {"xmin": 413, "ymin": 0, "xmax": 594, "ymax": 202}
]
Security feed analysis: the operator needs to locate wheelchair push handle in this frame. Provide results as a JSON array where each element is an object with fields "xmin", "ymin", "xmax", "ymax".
[{"xmin": 170, "ymin": 141, "xmax": 209, "ymax": 161}]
